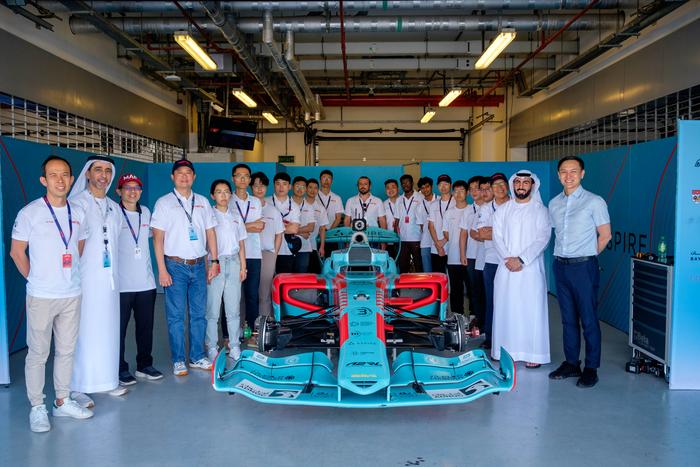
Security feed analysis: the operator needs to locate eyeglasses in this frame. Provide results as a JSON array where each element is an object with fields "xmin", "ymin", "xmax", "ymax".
[
  {"xmin": 121, "ymin": 186, "xmax": 142, "ymax": 192},
  {"xmin": 214, "ymin": 190, "xmax": 231, "ymax": 195}
]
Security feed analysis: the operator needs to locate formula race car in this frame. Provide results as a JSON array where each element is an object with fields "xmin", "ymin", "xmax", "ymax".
[{"xmin": 212, "ymin": 220, "xmax": 515, "ymax": 408}]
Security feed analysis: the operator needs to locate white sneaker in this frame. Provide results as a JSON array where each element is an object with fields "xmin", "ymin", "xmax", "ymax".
[
  {"xmin": 107, "ymin": 386, "xmax": 128, "ymax": 397},
  {"xmin": 70, "ymin": 391, "xmax": 95, "ymax": 409},
  {"xmin": 190, "ymin": 357, "xmax": 212, "ymax": 371},
  {"xmin": 229, "ymin": 346, "xmax": 241, "ymax": 361},
  {"xmin": 207, "ymin": 346, "xmax": 219, "ymax": 362},
  {"xmin": 53, "ymin": 398, "xmax": 94, "ymax": 419},
  {"xmin": 173, "ymin": 361, "xmax": 188, "ymax": 376},
  {"xmin": 29, "ymin": 404, "xmax": 51, "ymax": 433}
]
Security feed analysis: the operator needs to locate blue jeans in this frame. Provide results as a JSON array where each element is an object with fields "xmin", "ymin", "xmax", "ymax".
[
  {"xmin": 206, "ymin": 255, "xmax": 242, "ymax": 351},
  {"xmin": 421, "ymin": 248, "xmax": 432, "ymax": 273},
  {"xmin": 242, "ymin": 258, "xmax": 261, "ymax": 329},
  {"xmin": 554, "ymin": 257, "xmax": 602, "ymax": 369},
  {"xmin": 164, "ymin": 258, "xmax": 207, "ymax": 364}
]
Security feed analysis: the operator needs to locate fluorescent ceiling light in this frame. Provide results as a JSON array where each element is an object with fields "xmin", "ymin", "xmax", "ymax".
[
  {"xmin": 232, "ymin": 89, "xmax": 257, "ymax": 108},
  {"xmin": 420, "ymin": 108, "xmax": 436, "ymax": 124},
  {"xmin": 262, "ymin": 112, "xmax": 279, "ymax": 124},
  {"xmin": 173, "ymin": 31, "xmax": 218, "ymax": 71},
  {"xmin": 210, "ymin": 102, "xmax": 224, "ymax": 113},
  {"xmin": 475, "ymin": 29, "xmax": 516, "ymax": 70},
  {"xmin": 439, "ymin": 89, "xmax": 463, "ymax": 107}
]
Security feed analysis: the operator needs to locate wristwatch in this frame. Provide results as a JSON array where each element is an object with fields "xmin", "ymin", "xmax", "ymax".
[
  {"xmin": 517, "ymin": 257, "xmax": 524, "ymax": 265},
  {"xmin": 210, "ymin": 259, "xmax": 220, "ymax": 264}
]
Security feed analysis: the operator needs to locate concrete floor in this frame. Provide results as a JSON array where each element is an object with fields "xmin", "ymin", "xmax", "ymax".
[{"xmin": 2, "ymin": 295, "xmax": 699, "ymax": 467}]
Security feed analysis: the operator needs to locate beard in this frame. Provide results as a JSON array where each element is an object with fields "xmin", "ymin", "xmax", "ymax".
[
  {"xmin": 515, "ymin": 187, "xmax": 532, "ymax": 200},
  {"xmin": 359, "ymin": 187, "xmax": 369, "ymax": 195}
]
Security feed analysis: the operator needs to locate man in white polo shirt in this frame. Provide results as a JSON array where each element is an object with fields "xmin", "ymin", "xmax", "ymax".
[
  {"xmin": 291, "ymin": 176, "xmax": 316, "ymax": 273},
  {"xmin": 305, "ymin": 178, "xmax": 330, "ymax": 273},
  {"xmin": 417, "ymin": 177, "xmax": 436, "ymax": 272},
  {"xmin": 396, "ymin": 174, "xmax": 424, "ymax": 273},
  {"xmin": 115, "ymin": 173, "xmax": 161, "ymax": 386},
  {"xmin": 344, "ymin": 176, "xmax": 387, "ymax": 229},
  {"xmin": 151, "ymin": 159, "xmax": 219, "ymax": 377},
  {"xmin": 428, "ymin": 174, "xmax": 452, "ymax": 273},
  {"xmin": 11, "ymin": 155, "xmax": 93, "ymax": 432},
  {"xmin": 267, "ymin": 172, "xmax": 300, "ymax": 274},
  {"xmin": 318, "ymin": 169, "xmax": 343, "ymax": 256}
]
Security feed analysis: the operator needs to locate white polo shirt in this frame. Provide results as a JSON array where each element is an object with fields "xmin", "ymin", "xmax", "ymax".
[
  {"xmin": 476, "ymin": 200, "xmax": 505, "ymax": 265},
  {"xmin": 12, "ymin": 197, "xmax": 89, "ymax": 299},
  {"xmin": 293, "ymin": 198, "xmax": 317, "ymax": 253},
  {"xmin": 151, "ymin": 190, "xmax": 217, "ymax": 259},
  {"xmin": 266, "ymin": 195, "xmax": 300, "ymax": 256},
  {"xmin": 396, "ymin": 192, "xmax": 424, "ymax": 242},
  {"xmin": 307, "ymin": 198, "xmax": 330, "ymax": 251},
  {"xmin": 345, "ymin": 194, "xmax": 385, "ymax": 227},
  {"xmin": 461, "ymin": 204, "xmax": 480, "ymax": 260},
  {"xmin": 213, "ymin": 206, "xmax": 248, "ymax": 257},
  {"xmin": 117, "ymin": 204, "xmax": 156, "ymax": 293},
  {"xmin": 383, "ymin": 198, "xmax": 398, "ymax": 231},
  {"xmin": 259, "ymin": 200, "xmax": 285, "ymax": 253},
  {"xmin": 443, "ymin": 205, "xmax": 467, "ymax": 265},
  {"xmin": 231, "ymin": 192, "xmax": 263, "ymax": 260},
  {"xmin": 419, "ymin": 196, "xmax": 436, "ymax": 249},
  {"xmin": 429, "ymin": 196, "xmax": 451, "ymax": 254},
  {"xmin": 317, "ymin": 190, "xmax": 343, "ymax": 226}
]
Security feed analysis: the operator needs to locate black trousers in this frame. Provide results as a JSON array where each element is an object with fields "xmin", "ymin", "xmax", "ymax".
[
  {"xmin": 241, "ymin": 258, "xmax": 261, "ymax": 329},
  {"xmin": 465, "ymin": 261, "xmax": 485, "ymax": 324},
  {"xmin": 447, "ymin": 264, "xmax": 469, "ymax": 315},
  {"xmin": 276, "ymin": 254, "xmax": 295, "ymax": 274},
  {"xmin": 309, "ymin": 250, "xmax": 323, "ymax": 274},
  {"xmin": 399, "ymin": 241, "xmax": 423, "ymax": 273},
  {"xmin": 119, "ymin": 289, "xmax": 157, "ymax": 373},
  {"xmin": 431, "ymin": 253, "xmax": 447, "ymax": 274}
]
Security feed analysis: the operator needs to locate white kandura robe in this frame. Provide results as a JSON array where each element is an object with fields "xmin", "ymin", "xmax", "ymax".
[
  {"xmin": 491, "ymin": 197, "xmax": 551, "ymax": 364},
  {"xmin": 69, "ymin": 190, "xmax": 123, "ymax": 393}
]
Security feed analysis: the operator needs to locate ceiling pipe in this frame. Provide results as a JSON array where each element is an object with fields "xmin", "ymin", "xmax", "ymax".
[
  {"xmin": 283, "ymin": 28, "xmax": 323, "ymax": 117},
  {"xmin": 45, "ymin": 1, "xmax": 634, "ymax": 13},
  {"xmin": 321, "ymin": 95, "xmax": 504, "ymax": 107},
  {"xmin": 69, "ymin": 14, "xmax": 622, "ymax": 34},
  {"xmin": 200, "ymin": 1, "xmax": 291, "ymax": 120},
  {"xmin": 339, "ymin": 0, "xmax": 350, "ymax": 100}
]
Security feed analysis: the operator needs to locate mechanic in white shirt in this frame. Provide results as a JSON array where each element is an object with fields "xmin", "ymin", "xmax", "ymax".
[
  {"xmin": 151, "ymin": 159, "xmax": 219, "ymax": 376},
  {"xmin": 428, "ymin": 174, "xmax": 452, "ymax": 273},
  {"xmin": 266, "ymin": 172, "xmax": 300, "ymax": 274},
  {"xmin": 417, "ymin": 177, "xmax": 436, "ymax": 272},
  {"xmin": 344, "ymin": 176, "xmax": 387, "ymax": 229},
  {"xmin": 395, "ymin": 174, "xmax": 425, "ymax": 273},
  {"xmin": 205, "ymin": 179, "xmax": 247, "ymax": 362},
  {"xmin": 291, "ymin": 176, "xmax": 317, "ymax": 273},
  {"xmin": 318, "ymin": 169, "xmax": 344, "ymax": 256},
  {"xmin": 383, "ymin": 178, "xmax": 400, "ymax": 260},
  {"xmin": 305, "ymin": 178, "xmax": 330, "ymax": 273},
  {"xmin": 460, "ymin": 175, "xmax": 483, "ymax": 321},
  {"xmin": 251, "ymin": 172, "xmax": 285, "ymax": 317},
  {"xmin": 231, "ymin": 163, "xmax": 264, "ymax": 333},
  {"xmin": 115, "ymin": 173, "xmax": 161, "ymax": 387},
  {"xmin": 10, "ymin": 155, "xmax": 93, "ymax": 432},
  {"xmin": 443, "ymin": 180, "xmax": 469, "ymax": 315}
]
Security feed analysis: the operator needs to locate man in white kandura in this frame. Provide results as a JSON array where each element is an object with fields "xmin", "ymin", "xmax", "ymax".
[
  {"xmin": 491, "ymin": 170, "xmax": 552, "ymax": 368},
  {"xmin": 68, "ymin": 155, "xmax": 127, "ymax": 409}
]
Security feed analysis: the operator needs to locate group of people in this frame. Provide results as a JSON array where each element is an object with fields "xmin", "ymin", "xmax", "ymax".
[{"xmin": 12, "ymin": 153, "xmax": 610, "ymax": 434}]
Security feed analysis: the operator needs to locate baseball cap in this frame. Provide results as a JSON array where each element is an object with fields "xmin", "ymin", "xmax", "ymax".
[
  {"xmin": 117, "ymin": 173, "xmax": 143, "ymax": 189},
  {"xmin": 172, "ymin": 159, "xmax": 195, "ymax": 174},
  {"xmin": 437, "ymin": 174, "xmax": 452, "ymax": 184}
]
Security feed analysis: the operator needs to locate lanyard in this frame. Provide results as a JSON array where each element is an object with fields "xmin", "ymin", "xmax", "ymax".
[
  {"xmin": 319, "ymin": 192, "xmax": 331, "ymax": 211},
  {"xmin": 43, "ymin": 196, "xmax": 72, "ymax": 250},
  {"xmin": 387, "ymin": 200, "xmax": 395, "ymax": 216},
  {"xmin": 273, "ymin": 196, "xmax": 292, "ymax": 219},
  {"xmin": 120, "ymin": 202, "xmax": 141, "ymax": 246},
  {"xmin": 491, "ymin": 200, "xmax": 497, "ymax": 213},
  {"xmin": 402, "ymin": 196, "xmax": 414, "ymax": 216},
  {"xmin": 93, "ymin": 195, "xmax": 111, "ymax": 249},
  {"xmin": 358, "ymin": 195, "xmax": 370, "ymax": 218},
  {"xmin": 439, "ymin": 196, "xmax": 452, "ymax": 220},
  {"xmin": 235, "ymin": 200, "xmax": 250, "ymax": 223},
  {"xmin": 172, "ymin": 190, "xmax": 195, "ymax": 224},
  {"xmin": 423, "ymin": 200, "xmax": 430, "ymax": 215}
]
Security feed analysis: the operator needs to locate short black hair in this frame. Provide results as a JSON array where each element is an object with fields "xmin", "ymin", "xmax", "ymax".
[
  {"xmin": 479, "ymin": 176, "xmax": 492, "ymax": 187},
  {"xmin": 467, "ymin": 175, "xmax": 482, "ymax": 187},
  {"xmin": 453, "ymin": 180, "xmax": 468, "ymax": 191},
  {"xmin": 292, "ymin": 176, "xmax": 307, "ymax": 186},
  {"xmin": 251, "ymin": 171, "xmax": 269, "ymax": 186},
  {"xmin": 210, "ymin": 179, "xmax": 231, "ymax": 195},
  {"xmin": 417, "ymin": 176, "xmax": 433, "ymax": 188},
  {"xmin": 273, "ymin": 172, "xmax": 291, "ymax": 183},
  {"xmin": 384, "ymin": 178, "xmax": 398, "ymax": 187},
  {"xmin": 42, "ymin": 155, "xmax": 72, "ymax": 177},
  {"xmin": 358, "ymin": 176, "xmax": 371, "ymax": 185},
  {"xmin": 232, "ymin": 163, "xmax": 251, "ymax": 177},
  {"xmin": 558, "ymin": 155, "xmax": 585, "ymax": 171},
  {"xmin": 307, "ymin": 177, "xmax": 319, "ymax": 187},
  {"xmin": 320, "ymin": 169, "xmax": 334, "ymax": 179},
  {"xmin": 399, "ymin": 174, "xmax": 413, "ymax": 183}
]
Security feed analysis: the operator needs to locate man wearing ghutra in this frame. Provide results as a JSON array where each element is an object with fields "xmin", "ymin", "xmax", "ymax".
[
  {"xmin": 491, "ymin": 170, "xmax": 552, "ymax": 368},
  {"xmin": 68, "ymin": 155, "xmax": 127, "ymax": 409}
]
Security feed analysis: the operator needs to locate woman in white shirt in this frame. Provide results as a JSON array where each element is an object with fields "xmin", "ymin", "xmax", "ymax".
[{"xmin": 206, "ymin": 180, "xmax": 247, "ymax": 361}]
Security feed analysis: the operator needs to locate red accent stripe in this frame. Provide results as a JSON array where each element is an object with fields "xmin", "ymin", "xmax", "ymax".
[
  {"xmin": 606, "ymin": 145, "xmax": 631, "ymax": 201},
  {"xmin": 376, "ymin": 313, "xmax": 386, "ymax": 343},
  {"xmin": 648, "ymin": 144, "xmax": 677, "ymax": 246},
  {"xmin": 339, "ymin": 313, "xmax": 349, "ymax": 346}
]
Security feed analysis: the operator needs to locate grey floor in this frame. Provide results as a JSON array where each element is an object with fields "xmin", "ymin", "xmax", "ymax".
[{"xmin": 2, "ymin": 295, "xmax": 699, "ymax": 467}]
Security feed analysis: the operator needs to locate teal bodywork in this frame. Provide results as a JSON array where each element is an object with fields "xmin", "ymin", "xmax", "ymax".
[{"xmin": 212, "ymin": 227, "xmax": 516, "ymax": 407}]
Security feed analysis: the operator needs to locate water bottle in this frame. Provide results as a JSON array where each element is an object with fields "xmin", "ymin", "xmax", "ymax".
[{"xmin": 657, "ymin": 236, "xmax": 667, "ymax": 264}]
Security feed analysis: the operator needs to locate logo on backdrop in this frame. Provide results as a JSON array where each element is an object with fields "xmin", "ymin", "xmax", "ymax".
[
  {"xmin": 695, "ymin": 158, "xmax": 700, "ymax": 167},
  {"xmin": 606, "ymin": 230, "xmax": 648, "ymax": 255},
  {"xmin": 692, "ymin": 190, "xmax": 700, "ymax": 204}
]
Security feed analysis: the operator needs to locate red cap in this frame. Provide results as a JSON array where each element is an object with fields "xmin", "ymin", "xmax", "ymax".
[{"xmin": 118, "ymin": 173, "xmax": 143, "ymax": 189}]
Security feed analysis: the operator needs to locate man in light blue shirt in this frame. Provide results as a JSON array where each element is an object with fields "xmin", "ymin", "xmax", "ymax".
[{"xmin": 548, "ymin": 155, "xmax": 612, "ymax": 388}]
